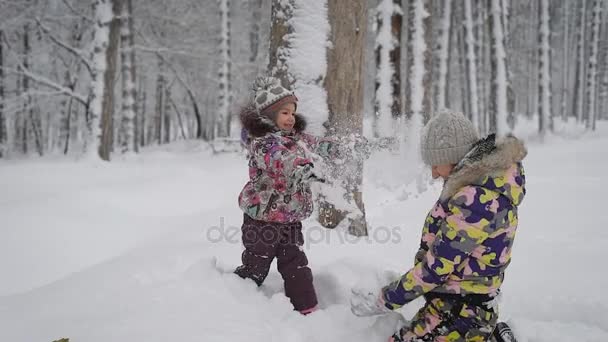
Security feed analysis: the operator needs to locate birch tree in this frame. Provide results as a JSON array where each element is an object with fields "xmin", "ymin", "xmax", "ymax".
[
  {"xmin": 404, "ymin": 0, "xmax": 432, "ymax": 123},
  {"xmin": 436, "ymin": 0, "xmax": 451, "ymax": 110},
  {"xmin": 463, "ymin": 0, "xmax": 478, "ymax": 130},
  {"xmin": 119, "ymin": 0, "xmax": 137, "ymax": 153},
  {"xmin": 586, "ymin": 0, "xmax": 602, "ymax": 130},
  {"xmin": 216, "ymin": 0, "xmax": 231, "ymax": 138},
  {"xmin": 374, "ymin": 0, "xmax": 403, "ymax": 137},
  {"xmin": 86, "ymin": 0, "xmax": 113, "ymax": 159},
  {"xmin": 488, "ymin": 0, "xmax": 509, "ymax": 135},
  {"xmin": 538, "ymin": 0, "xmax": 552, "ymax": 136},
  {"xmin": 573, "ymin": 0, "xmax": 587, "ymax": 123},
  {"xmin": 0, "ymin": 30, "xmax": 5, "ymax": 158}
]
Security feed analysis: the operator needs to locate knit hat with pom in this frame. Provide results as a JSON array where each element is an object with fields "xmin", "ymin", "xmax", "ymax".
[
  {"xmin": 420, "ymin": 110, "xmax": 479, "ymax": 166},
  {"xmin": 252, "ymin": 77, "xmax": 298, "ymax": 118}
]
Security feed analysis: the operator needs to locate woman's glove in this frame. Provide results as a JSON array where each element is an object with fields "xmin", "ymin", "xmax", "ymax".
[{"xmin": 350, "ymin": 287, "xmax": 392, "ymax": 317}]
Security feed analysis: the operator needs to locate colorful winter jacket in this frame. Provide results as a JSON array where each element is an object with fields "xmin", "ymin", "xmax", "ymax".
[
  {"xmin": 238, "ymin": 109, "xmax": 334, "ymax": 223},
  {"xmin": 383, "ymin": 134, "xmax": 527, "ymax": 309}
]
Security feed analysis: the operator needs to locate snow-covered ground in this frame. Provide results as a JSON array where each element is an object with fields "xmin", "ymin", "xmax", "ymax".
[{"xmin": 1, "ymin": 124, "xmax": 608, "ymax": 342}]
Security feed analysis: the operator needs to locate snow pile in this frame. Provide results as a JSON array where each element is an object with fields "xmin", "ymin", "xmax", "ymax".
[{"xmin": 1, "ymin": 123, "xmax": 608, "ymax": 341}]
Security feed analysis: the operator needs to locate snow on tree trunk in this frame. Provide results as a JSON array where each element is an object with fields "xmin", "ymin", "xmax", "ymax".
[
  {"xmin": 155, "ymin": 58, "xmax": 165, "ymax": 144},
  {"xmin": 216, "ymin": 0, "xmax": 232, "ymax": 138},
  {"xmin": 86, "ymin": 0, "xmax": 113, "ymax": 160},
  {"xmin": 163, "ymin": 81, "xmax": 171, "ymax": 143},
  {"xmin": 119, "ymin": 0, "xmax": 137, "ymax": 153},
  {"xmin": 404, "ymin": 0, "xmax": 432, "ymax": 144},
  {"xmin": 22, "ymin": 23, "xmax": 43, "ymax": 157},
  {"xmin": 574, "ymin": 0, "xmax": 587, "ymax": 123},
  {"xmin": 488, "ymin": 0, "xmax": 509, "ymax": 135},
  {"xmin": 266, "ymin": 1, "xmax": 330, "ymax": 135},
  {"xmin": 268, "ymin": 0, "xmax": 295, "ymax": 87},
  {"xmin": 321, "ymin": 0, "xmax": 367, "ymax": 236},
  {"xmin": 99, "ymin": 0, "xmax": 122, "ymax": 160},
  {"xmin": 374, "ymin": 0, "xmax": 402, "ymax": 137},
  {"xmin": 463, "ymin": 0, "xmax": 478, "ymax": 131},
  {"xmin": 538, "ymin": 0, "xmax": 552, "ymax": 137},
  {"xmin": 586, "ymin": 0, "xmax": 602, "ymax": 130},
  {"xmin": 0, "ymin": 30, "xmax": 5, "ymax": 158},
  {"xmin": 436, "ymin": 0, "xmax": 451, "ymax": 111},
  {"xmin": 561, "ymin": 1, "xmax": 571, "ymax": 121}
]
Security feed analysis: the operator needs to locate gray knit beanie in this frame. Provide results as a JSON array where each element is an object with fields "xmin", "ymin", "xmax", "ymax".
[{"xmin": 420, "ymin": 110, "xmax": 479, "ymax": 166}]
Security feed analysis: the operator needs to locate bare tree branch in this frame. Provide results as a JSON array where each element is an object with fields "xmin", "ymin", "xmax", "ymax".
[
  {"xmin": 59, "ymin": 0, "xmax": 94, "ymax": 24},
  {"xmin": 34, "ymin": 17, "xmax": 93, "ymax": 75},
  {"xmin": 0, "ymin": 35, "xmax": 87, "ymax": 106}
]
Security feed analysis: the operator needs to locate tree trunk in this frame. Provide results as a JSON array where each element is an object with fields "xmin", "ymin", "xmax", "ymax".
[
  {"xmin": 98, "ymin": 0, "xmax": 122, "ymax": 160},
  {"xmin": 87, "ymin": 0, "xmax": 113, "ymax": 159},
  {"xmin": 463, "ymin": 0, "xmax": 479, "ymax": 130},
  {"xmin": 321, "ymin": 0, "xmax": 368, "ymax": 236},
  {"xmin": 138, "ymin": 74, "xmax": 147, "ymax": 147},
  {"xmin": 0, "ymin": 30, "xmax": 6, "ymax": 158},
  {"xmin": 586, "ymin": 0, "xmax": 602, "ymax": 130},
  {"xmin": 561, "ymin": 1, "xmax": 571, "ymax": 121},
  {"xmin": 573, "ymin": 0, "xmax": 587, "ymax": 123},
  {"xmin": 155, "ymin": 58, "xmax": 165, "ymax": 145},
  {"xmin": 538, "ymin": 0, "xmax": 552, "ymax": 137},
  {"xmin": 216, "ymin": 0, "xmax": 231, "ymax": 138},
  {"xmin": 22, "ymin": 23, "xmax": 43, "ymax": 156},
  {"xmin": 268, "ymin": 0, "xmax": 295, "ymax": 87},
  {"xmin": 436, "ymin": 0, "xmax": 452, "ymax": 110},
  {"xmin": 374, "ymin": 0, "xmax": 403, "ymax": 137},
  {"xmin": 488, "ymin": 0, "xmax": 509, "ymax": 135},
  {"xmin": 163, "ymin": 83, "xmax": 171, "ymax": 143},
  {"xmin": 119, "ymin": 0, "xmax": 137, "ymax": 153},
  {"xmin": 250, "ymin": 0, "xmax": 263, "ymax": 64},
  {"xmin": 404, "ymin": 0, "xmax": 432, "ymax": 122}
]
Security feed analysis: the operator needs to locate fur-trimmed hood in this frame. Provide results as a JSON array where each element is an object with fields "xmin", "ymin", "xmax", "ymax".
[
  {"xmin": 440, "ymin": 134, "xmax": 527, "ymax": 203},
  {"xmin": 240, "ymin": 106, "xmax": 307, "ymax": 138}
]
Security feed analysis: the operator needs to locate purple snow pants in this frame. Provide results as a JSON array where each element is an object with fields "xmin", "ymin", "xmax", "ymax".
[{"xmin": 234, "ymin": 214, "xmax": 318, "ymax": 311}]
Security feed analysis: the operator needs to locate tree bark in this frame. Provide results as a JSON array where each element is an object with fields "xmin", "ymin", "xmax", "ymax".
[
  {"xmin": 268, "ymin": 0, "xmax": 295, "ymax": 87},
  {"xmin": 216, "ymin": 0, "xmax": 231, "ymax": 138},
  {"xmin": 436, "ymin": 0, "xmax": 452, "ymax": 110},
  {"xmin": 321, "ymin": 0, "xmax": 368, "ymax": 236},
  {"xmin": 374, "ymin": 0, "xmax": 403, "ymax": 137},
  {"xmin": 119, "ymin": 0, "xmax": 137, "ymax": 153},
  {"xmin": 404, "ymin": 0, "xmax": 432, "ymax": 122},
  {"xmin": 586, "ymin": 0, "xmax": 602, "ymax": 130},
  {"xmin": 0, "ymin": 30, "xmax": 6, "ymax": 158},
  {"xmin": 463, "ymin": 0, "xmax": 479, "ymax": 129},
  {"xmin": 538, "ymin": 0, "xmax": 552, "ymax": 137},
  {"xmin": 98, "ymin": 0, "xmax": 122, "ymax": 160},
  {"xmin": 573, "ymin": 0, "xmax": 587, "ymax": 123},
  {"xmin": 488, "ymin": 0, "xmax": 509, "ymax": 135}
]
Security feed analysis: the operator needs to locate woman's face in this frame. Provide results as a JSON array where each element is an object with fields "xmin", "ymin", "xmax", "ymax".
[
  {"xmin": 432, "ymin": 164, "xmax": 454, "ymax": 180},
  {"xmin": 275, "ymin": 103, "xmax": 296, "ymax": 131}
]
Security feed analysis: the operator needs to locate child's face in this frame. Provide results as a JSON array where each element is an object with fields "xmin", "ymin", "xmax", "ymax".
[
  {"xmin": 275, "ymin": 102, "xmax": 296, "ymax": 131},
  {"xmin": 432, "ymin": 164, "xmax": 454, "ymax": 180}
]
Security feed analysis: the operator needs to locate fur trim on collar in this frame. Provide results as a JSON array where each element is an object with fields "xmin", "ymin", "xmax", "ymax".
[
  {"xmin": 239, "ymin": 106, "xmax": 307, "ymax": 137},
  {"xmin": 440, "ymin": 135, "xmax": 527, "ymax": 201}
]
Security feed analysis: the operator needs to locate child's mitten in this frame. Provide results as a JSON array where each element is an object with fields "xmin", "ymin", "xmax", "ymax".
[{"xmin": 350, "ymin": 287, "xmax": 391, "ymax": 317}]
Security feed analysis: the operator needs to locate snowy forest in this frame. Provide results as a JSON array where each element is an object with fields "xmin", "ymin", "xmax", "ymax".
[
  {"xmin": 3, "ymin": 1, "xmax": 608, "ymax": 341},
  {"xmin": 0, "ymin": 0, "xmax": 606, "ymax": 161}
]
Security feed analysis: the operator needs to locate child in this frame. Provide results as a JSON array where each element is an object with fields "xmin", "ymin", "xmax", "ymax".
[
  {"xmin": 351, "ymin": 111, "xmax": 527, "ymax": 341},
  {"xmin": 235, "ymin": 77, "xmax": 334, "ymax": 315}
]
